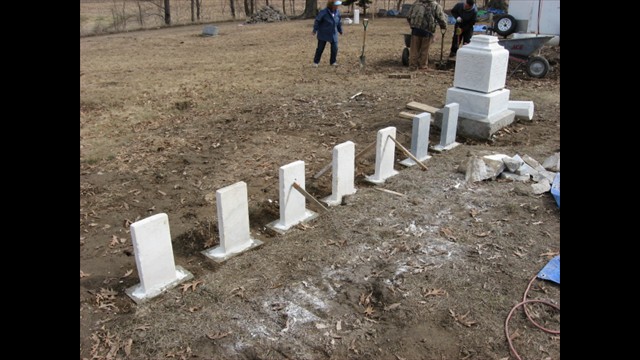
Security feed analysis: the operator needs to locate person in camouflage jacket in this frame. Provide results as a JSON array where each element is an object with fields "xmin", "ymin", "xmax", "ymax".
[{"xmin": 406, "ymin": 0, "xmax": 448, "ymax": 70}]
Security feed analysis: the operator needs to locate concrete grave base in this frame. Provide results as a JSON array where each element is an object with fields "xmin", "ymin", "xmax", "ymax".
[
  {"xmin": 201, "ymin": 238, "xmax": 264, "ymax": 263},
  {"xmin": 265, "ymin": 210, "xmax": 319, "ymax": 234},
  {"xmin": 364, "ymin": 169, "xmax": 399, "ymax": 185},
  {"xmin": 323, "ymin": 190, "xmax": 357, "ymax": 206},
  {"xmin": 400, "ymin": 155, "xmax": 431, "ymax": 167},
  {"xmin": 125, "ymin": 266, "xmax": 194, "ymax": 304},
  {"xmin": 457, "ymin": 110, "xmax": 516, "ymax": 140},
  {"xmin": 431, "ymin": 142, "xmax": 460, "ymax": 152}
]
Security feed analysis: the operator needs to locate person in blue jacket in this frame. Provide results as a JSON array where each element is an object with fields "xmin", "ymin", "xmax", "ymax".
[
  {"xmin": 449, "ymin": 0, "xmax": 478, "ymax": 58},
  {"xmin": 312, "ymin": 1, "xmax": 344, "ymax": 67}
]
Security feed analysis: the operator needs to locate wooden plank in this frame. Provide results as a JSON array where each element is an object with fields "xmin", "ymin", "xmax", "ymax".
[
  {"xmin": 389, "ymin": 73, "xmax": 413, "ymax": 79},
  {"xmin": 399, "ymin": 111, "xmax": 417, "ymax": 120},
  {"xmin": 406, "ymin": 101, "xmax": 440, "ymax": 114},
  {"xmin": 292, "ymin": 182, "xmax": 329, "ymax": 212}
]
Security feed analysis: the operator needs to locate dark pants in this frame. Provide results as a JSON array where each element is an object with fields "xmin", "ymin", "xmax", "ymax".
[
  {"xmin": 450, "ymin": 25, "xmax": 473, "ymax": 55},
  {"xmin": 313, "ymin": 39, "xmax": 338, "ymax": 65}
]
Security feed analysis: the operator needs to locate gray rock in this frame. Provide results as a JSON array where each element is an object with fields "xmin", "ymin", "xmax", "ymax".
[
  {"xmin": 482, "ymin": 154, "xmax": 508, "ymax": 179},
  {"xmin": 499, "ymin": 171, "xmax": 530, "ymax": 182},
  {"xmin": 465, "ymin": 156, "xmax": 489, "ymax": 182},
  {"xmin": 542, "ymin": 152, "xmax": 560, "ymax": 172},
  {"xmin": 504, "ymin": 154, "xmax": 525, "ymax": 172},
  {"xmin": 531, "ymin": 178, "xmax": 551, "ymax": 194}
]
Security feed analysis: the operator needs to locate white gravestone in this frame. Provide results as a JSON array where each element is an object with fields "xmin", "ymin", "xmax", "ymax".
[
  {"xmin": 432, "ymin": 103, "xmax": 461, "ymax": 152},
  {"xmin": 266, "ymin": 160, "xmax": 318, "ymax": 234},
  {"xmin": 125, "ymin": 213, "xmax": 193, "ymax": 304},
  {"xmin": 202, "ymin": 181, "xmax": 263, "ymax": 262},
  {"xmin": 445, "ymin": 35, "xmax": 516, "ymax": 139},
  {"xmin": 365, "ymin": 127, "xmax": 399, "ymax": 184},
  {"xmin": 323, "ymin": 141, "xmax": 357, "ymax": 206},
  {"xmin": 400, "ymin": 113, "xmax": 431, "ymax": 167}
]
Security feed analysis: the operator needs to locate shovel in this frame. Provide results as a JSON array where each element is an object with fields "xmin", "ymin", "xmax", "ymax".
[
  {"xmin": 436, "ymin": 28, "xmax": 447, "ymax": 70},
  {"xmin": 359, "ymin": 18, "xmax": 369, "ymax": 67}
]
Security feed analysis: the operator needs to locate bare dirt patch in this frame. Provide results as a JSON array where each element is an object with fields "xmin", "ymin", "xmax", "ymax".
[{"xmin": 81, "ymin": 17, "xmax": 560, "ymax": 360}]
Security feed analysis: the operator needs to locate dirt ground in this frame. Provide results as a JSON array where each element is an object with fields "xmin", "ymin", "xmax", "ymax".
[{"xmin": 80, "ymin": 15, "xmax": 560, "ymax": 360}]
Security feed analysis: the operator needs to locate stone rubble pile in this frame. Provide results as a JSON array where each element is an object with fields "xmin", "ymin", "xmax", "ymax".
[
  {"xmin": 463, "ymin": 152, "xmax": 560, "ymax": 195},
  {"xmin": 245, "ymin": 6, "xmax": 289, "ymax": 24}
]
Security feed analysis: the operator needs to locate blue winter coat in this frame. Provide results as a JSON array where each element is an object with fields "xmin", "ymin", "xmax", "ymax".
[{"xmin": 313, "ymin": 8, "xmax": 343, "ymax": 43}]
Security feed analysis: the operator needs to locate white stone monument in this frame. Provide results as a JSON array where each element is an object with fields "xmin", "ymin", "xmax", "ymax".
[
  {"xmin": 266, "ymin": 160, "xmax": 318, "ymax": 234},
  {"xmin": 400, "ymin": 113, "xmax": 431, "ymax": 167},
  {"xmin": 126, "ymin": 213, "xmax": 193, "ymax": 304},
  {"xmin": 323, "ymin": 141, "xmax": 357, "ymax": 206},
  {"xmin": 432, "ymin": 103, "xmax": 461, "ymax": 152},
  {"xmin": 202, "ymin": 181, "xmax": 263, "ymax": 262},
  {"xmin": 445, "ymin": 35, "xmax": 516, "ymax": 139},
  {"xmin": 354, "ymin": 9, "xmax": 360, "ymax": 24},
  {"xmin": 365, "ymin": 127, "xmax": 399, "ymax": 184}
]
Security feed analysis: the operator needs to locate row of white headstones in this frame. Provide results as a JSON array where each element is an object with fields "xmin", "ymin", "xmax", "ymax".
[{"xmin": 124, "ymin": 105, "xmax": 461, "ymax": 304}]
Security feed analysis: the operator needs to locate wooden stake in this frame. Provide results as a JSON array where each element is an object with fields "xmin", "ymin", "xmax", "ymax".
[
  {"xmin": 292, "ymin": 182, "xmax": 328, "ymax": 212},
  {"xmin": 313, "ymin": 139, "xmax": 377, "ymax": 179},
  {"xmin": 387, "ymin": 135, "xmax": 429, "ymax": 171}
]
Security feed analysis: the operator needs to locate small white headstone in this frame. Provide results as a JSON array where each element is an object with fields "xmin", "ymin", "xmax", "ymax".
[
  {"xmin": 365, "ymin": 127, "xmax": 399, "ymax": 184},
  {"xmin": 126, "ymin": 213, "xmax": 193, "ymax": 304},
  {"xmin": 266, "ymin": 161, "xmax": 318, "ymax": 233},
  {"xmin": 202, "ymin": 181, "xmax": 263, "ymax": 262},
  {"xmin": 323, "ymin": 141, "xmax": 357, "ymax": 206},
  {"xmin": 202, "ymin": 25, "xmax": 218, "ymax": 36},
  {"xmin": 400, "ymin": 113, "xmax": 431, "ymax": 167}
]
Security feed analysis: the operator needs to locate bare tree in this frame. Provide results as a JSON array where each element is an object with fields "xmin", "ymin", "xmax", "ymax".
[
  {"xmin": 196, "ymin": 0, "xmax": 201, "ymax": 20},
  {"xmin": 302, "ymin": 0, "xmax": 318, "ymax": 18},
  {"xmin": 164, "ymin": 0, "xmax": 171, "ymax": 25},
  {"xmin": 191, "ymin": 0, "xmax": 195, "ymax": 22},
  {"xmin": 244, "ymin": 0, "xmax": 252, "ymax": 16},
  {"xmin": 229, "ymin": 0, "xmax": 236, "ymax": 19}
]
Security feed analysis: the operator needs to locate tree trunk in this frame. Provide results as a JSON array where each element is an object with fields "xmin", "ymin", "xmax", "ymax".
[
  {"xmin": 230, "ymin": 0, "xmax": 236, "ymax": 19},
  {"xmin": 164, "ymin": 0, "xmax": 171, "ymax": 25},
  {"xmin": 244, "ymin": 0, "xmax": 250, "ymax": 16},
  {"xmin": 196, "ymin": 0, "xmax": 201, "ymax": 20},
  {"xmin": 282, "ymin": 0, "xmax": 286, "ymax": 14},
  {"xmin": 191, "ymin": 0, "xmax": 195, "ymax": 22},
  {"xmin": 302, "ymin": 0, "xmax": 318, "ymax": 19}
]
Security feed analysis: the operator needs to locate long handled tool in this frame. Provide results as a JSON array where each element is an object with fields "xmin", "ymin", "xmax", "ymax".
[
  {"xmin": 359, "ymin": 18, "xmax": 369, "ymax": 67},
  {"xmin": 437, "ymin": 27, "xmax": 447, "ymax": 69}
]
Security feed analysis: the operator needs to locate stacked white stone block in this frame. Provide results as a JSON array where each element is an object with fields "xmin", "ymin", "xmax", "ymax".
[
  {"xmin": 266, "ymin": 160, "xmax": 318, "ymax": 234},
  {"xmin": 323, "ymin": 141, "xmax": 357, "ymax": 206},
  {"xmin": 125, "ymin": 213, "xmax": 194, "ymax": 304},
  {"xmin": 400, "ymin": 113, "xmax": 431, "ymax": 167},
  {"xmin": 445, "ymin": 35, "xmax": 516, "ymax": 139},
  {"xmin": 365, "ymin": 127, "xmax": 399, "ymax": 184},
  {"xmin": 202, "ymin": 181, "xmax": 263, "ymax": 262}
]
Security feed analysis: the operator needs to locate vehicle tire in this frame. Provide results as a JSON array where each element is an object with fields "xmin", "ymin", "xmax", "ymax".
[
  {"xmin": 526, "ymin": 56, "xmax": 550, "ymax": 78},
  {"xmin": 494, "ymin": 14, "xmax": 517, "ymax": 37},
  {"xmin": 402, "ymin": 47, "xmax": 410, "ymax": 66}
]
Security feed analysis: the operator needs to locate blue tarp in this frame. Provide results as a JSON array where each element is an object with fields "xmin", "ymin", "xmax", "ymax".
[
  {"xmin": 473, "ymin": 24, "xmax": 488, "ymax": 32},
  {"xmin": 537, "ymin": 255, "xmax": 560, "ymax": 284}
]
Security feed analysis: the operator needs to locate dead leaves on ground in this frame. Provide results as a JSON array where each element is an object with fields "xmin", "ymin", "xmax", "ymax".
[
  {"xmin": 180, "ymin": 280, "xmax": 204, "ymax": 293},
  {"xmin": 449, "ymin": 309, "xmax": 477, "ymax": 327},
  {"xmin": 89, "ymin": 326, "xmax": 133, "ymax": 360},
  {"xmin": 422, "ymin": 288, "xmax": 447, "ymax": 297},
  {"xmin": 95, "ymin": 288, "xmax": 118, "ymax": 311},
  {"xmin": 206, "ymin": 331, "xmax": 232, "ymax": 340},
  {"xmin": 440, "ymin": 227, "xmax": 457, "ymax": 241}
]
